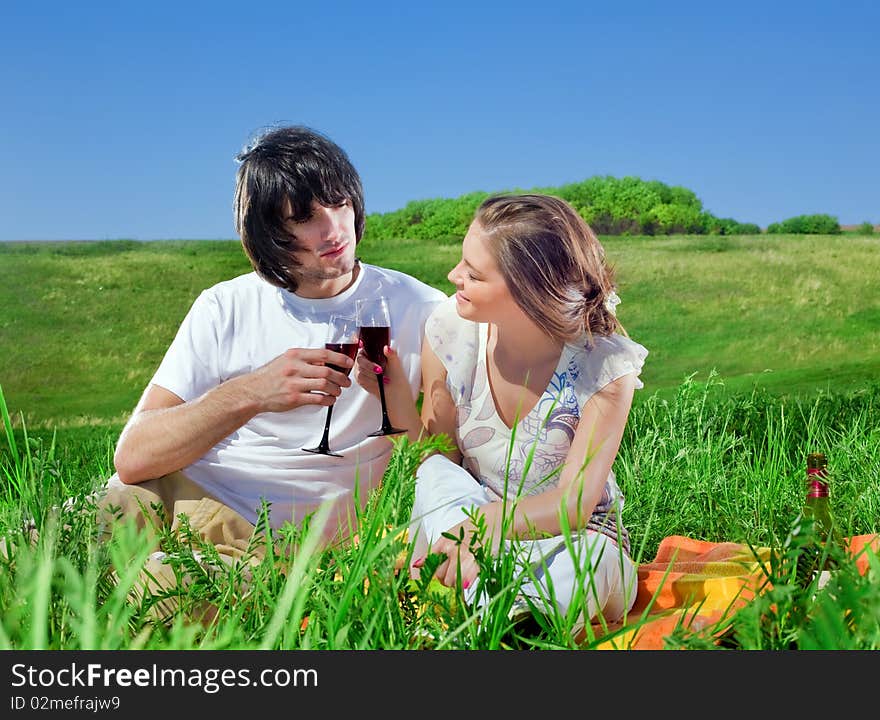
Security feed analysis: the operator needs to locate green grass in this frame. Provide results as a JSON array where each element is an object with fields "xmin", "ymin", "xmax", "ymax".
[
  {"xmin": 0, "ymin": 240, "xmax": 253, "ymax": 426},
  {"xmin": 600, "ymin": 233, "xmax": 880, "ymax": 401},
  {"xmin": 3, "ymin": 233, "xmax": 878, "ymax": 428},
  {"xmin": 1, "ymin": 379, "xmax": 878, "ymax": 650},
  {"xmin": 1, "ymin": 234, "xmax": 878, "ymax": 649}
]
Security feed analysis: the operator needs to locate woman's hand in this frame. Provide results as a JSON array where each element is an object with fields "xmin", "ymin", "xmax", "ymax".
[
  {"xmin": 420, "ymin": 520, "xmax": 481, "ymax": 590},
  {"xmin": 353, "ymin": 342, "xmax": 425, "ymax": 443},
  {"xmin": 353, "ymin": 342, "xmax": 405, "ymax": 398}
]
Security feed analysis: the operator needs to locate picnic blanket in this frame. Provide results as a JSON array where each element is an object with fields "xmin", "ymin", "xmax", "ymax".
[{"xmin": 591, "ymin": 533, "xmax": 880, "ymax": 650}]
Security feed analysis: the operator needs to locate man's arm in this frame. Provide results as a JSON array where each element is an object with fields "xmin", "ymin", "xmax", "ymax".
[{"xmin": 113, "ymin": 347, "xmax": 354, "ymax": 485}]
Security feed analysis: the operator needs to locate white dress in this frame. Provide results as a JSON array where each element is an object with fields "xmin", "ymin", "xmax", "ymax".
[{"xmin": 410, "ymin": 296, "xmax": 648, "ymax": 622}]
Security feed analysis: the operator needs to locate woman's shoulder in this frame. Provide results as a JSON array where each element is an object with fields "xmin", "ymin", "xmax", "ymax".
[
  {"xmin": 591, "ymin": 333, "xmax": 649, "ymax": 362},
  {"xmin": 426, "ymin": 295, "xmax": 472, "ymax": 338},
  {"xmin": 425, "ymin": 296, "xmax": 481, "ymax": 388},
  {"xmin": 566, "ymin": 332, "xmax": 649, "ymax": 396}
]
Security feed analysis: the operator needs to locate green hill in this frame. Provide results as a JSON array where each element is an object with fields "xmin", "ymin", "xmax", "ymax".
[{"xmin": 1, "ymin": 229, "xmax": 878, "ymax": 430}]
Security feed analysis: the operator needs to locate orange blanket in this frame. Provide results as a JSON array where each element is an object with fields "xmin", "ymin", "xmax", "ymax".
[{"xmin": 591, "ymin": 533, "xmax": 879, "ymax": 650}]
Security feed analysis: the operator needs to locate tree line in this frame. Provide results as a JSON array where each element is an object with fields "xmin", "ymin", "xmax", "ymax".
[{"xmin": 364, "ymin": 175, "xmax": 849, "ymax": 241}]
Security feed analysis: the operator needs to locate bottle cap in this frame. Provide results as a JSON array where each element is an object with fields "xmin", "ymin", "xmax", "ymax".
[{"xmin": 807, "ymin": 453, "xmax": 827, "ymax": 471}]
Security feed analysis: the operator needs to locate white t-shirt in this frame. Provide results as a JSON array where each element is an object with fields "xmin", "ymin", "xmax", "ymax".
[
  {"xmin": 150, "ymin": 263, "xmax": 446, "ymax": 540},
  {"xmin": 424, "ymin": 296, "xmax": 648, "ymax": 552}
]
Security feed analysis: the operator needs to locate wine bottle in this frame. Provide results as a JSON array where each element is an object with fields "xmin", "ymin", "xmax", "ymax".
[{"xmin": 794, "ymin": 452, "xmax": 841, "ymax": 589}]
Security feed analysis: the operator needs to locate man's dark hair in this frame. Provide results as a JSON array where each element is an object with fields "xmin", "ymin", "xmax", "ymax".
[{"xmin": 233, "ymin": 125, "xmax": 366, "ymax": 291}]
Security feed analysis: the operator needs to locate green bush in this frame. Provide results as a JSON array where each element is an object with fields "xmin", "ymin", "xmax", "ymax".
[
  {"xmin": 365, "ymin": 192, "xmax": 490, "ymax": 243},
  {"xmin": 362, "ymin": 175, "xmax": 772, "ymax": 241},
  {"xmin": 705, "ymin": 217, "xmax": 762, "ymax": 236},
  {"xmin": 629, "ymin": 204, "xmax": 702, "ymax": 235},
  {"xmin": 766, "ymin": 214, "xmax": 841, "ymax": 234}
]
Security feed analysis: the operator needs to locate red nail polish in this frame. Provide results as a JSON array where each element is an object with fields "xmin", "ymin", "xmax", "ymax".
[
  {"xmin": 373, "ymin": 365, "xmax": 382, "ymax": 374},
  {"xmin": 383, "ymin": 376, "xmax": 390, "ymax": 384},
  {"xmin": 462, "ymin": 579, "xmax": 470, "ymax": 590},
  {"xmin": 412, "ymin": 557, "xmax": 424, "ymax": 568}
]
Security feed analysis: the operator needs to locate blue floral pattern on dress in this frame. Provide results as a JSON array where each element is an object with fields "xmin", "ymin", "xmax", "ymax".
[{"xmin": 424, "ymin": 296, "xmax": 647, "ymax": 554}]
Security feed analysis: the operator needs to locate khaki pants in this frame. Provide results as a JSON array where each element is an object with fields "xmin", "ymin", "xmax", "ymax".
[{"xmin": 97, "ymin": 472, "xmax": 264, "ymax": 624}]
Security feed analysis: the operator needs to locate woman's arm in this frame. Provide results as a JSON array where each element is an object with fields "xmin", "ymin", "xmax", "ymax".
[
  {"xmin": 428, "ymin": 373, "xmax": 637, "ymax": 587},
  {"xmin": 417, "ymin": 337, "xmax": 462, "ymax": 464},
  {"xmin": 500, "ymin": 371, "xmax": 637, "ymax": 537}
]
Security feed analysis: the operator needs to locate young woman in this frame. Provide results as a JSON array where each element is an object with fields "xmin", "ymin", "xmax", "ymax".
[{"xmin": 355, "ymin": 193, "xmax": 648, "ymax": 626}]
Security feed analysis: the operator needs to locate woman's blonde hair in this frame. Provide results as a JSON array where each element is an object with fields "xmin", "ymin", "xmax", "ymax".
[{"xmin": 474, "ymin": 193, "xmax": 623, "ymax": 344}]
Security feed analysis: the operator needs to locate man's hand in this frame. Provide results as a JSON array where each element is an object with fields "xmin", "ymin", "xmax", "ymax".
[
  {"xmin": 249, "ymin": 347, "xmax": 355, "ymax": 412},
  {"xmin": 115, "ymin": 346, "xmax": 356, "ymax": 485}
]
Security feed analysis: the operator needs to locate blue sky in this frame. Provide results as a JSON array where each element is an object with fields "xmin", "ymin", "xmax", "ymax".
[{"xmin": 2, "ymin": 1, "xmax": 877, "ymax": 240}]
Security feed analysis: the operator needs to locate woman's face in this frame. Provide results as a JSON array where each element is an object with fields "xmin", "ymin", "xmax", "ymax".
[{"xmin": 447, "ymin": 220, "xmax": 520, "ymax": 324}]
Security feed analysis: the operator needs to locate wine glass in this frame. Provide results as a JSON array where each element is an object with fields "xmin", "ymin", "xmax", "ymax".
[
  {"xmin": 303, "ymin": 314, "xmax": 360, "ymax": 457},
  {"xmin": 356, "ymin": 296, "xmax": 406, "ymax": 436}
]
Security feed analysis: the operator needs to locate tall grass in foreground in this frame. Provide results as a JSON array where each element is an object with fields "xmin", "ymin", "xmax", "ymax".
[{"xmin": 0, "ymin": 378, "xmax": 878, "ymax": 650}]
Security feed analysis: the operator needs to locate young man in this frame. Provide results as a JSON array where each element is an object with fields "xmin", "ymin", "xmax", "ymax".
[{"xmin": 107, "ymin": 126, "xmax": 445, "ymax": 569}]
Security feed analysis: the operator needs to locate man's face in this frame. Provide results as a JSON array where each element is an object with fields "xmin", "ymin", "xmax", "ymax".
[{"xmin": 282, "ymin": 198, "xmax": 358, "ymax": 297}]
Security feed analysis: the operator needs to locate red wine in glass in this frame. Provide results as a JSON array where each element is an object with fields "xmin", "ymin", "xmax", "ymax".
[
  {"xmin": 303, "ymin": 315, "xmax": 359, "ymax": 457},
  {"xmin": 356, "ymin": 297, "xmax": 406, "ymax": 436},
  {"xmin": 325, "ymin": 342, "xmax": 359, "ymax": 372},
  {"xmin": 359, "ymin": 326, "xmax": 390, "ymax": 370}
]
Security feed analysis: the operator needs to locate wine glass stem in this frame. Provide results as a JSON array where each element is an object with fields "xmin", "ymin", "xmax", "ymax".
[
  {"xmin": 318, "ymin": 405, "xmax": 334, "ymax": 451},
  {"xmin": 376, "ymin": 373, "xmax": 392, "ymax": 426}
]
